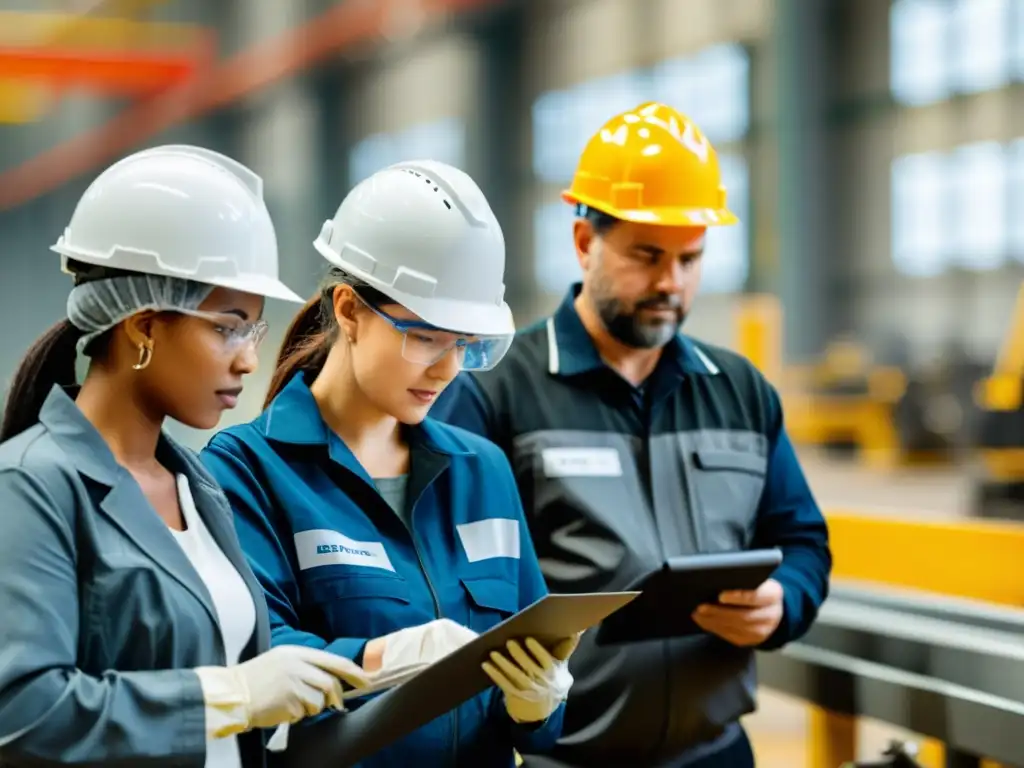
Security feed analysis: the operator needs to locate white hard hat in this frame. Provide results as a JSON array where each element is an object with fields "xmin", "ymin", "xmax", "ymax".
[
  {"xmin": 51, "ymin": 145, "xmax": 303, "ymax": 304},
  {"xmin": 313, "ymin": 160, "xmax": 514, "ymax": 337}
]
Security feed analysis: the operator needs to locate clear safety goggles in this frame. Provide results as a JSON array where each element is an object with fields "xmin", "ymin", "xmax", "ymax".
[
  {"xmin": 175, "ymin": 308, "xmax": 269, "ymax": 351},
  {"xmin": 358, "ymin": 295, "xmax": 512, "ymax": 372}
]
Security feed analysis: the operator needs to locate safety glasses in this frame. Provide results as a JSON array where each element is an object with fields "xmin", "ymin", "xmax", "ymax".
[
  {"xmin": 176, "ymin": 309, "xmax": 269, "ymax": 352},
  {"xmin": 357, "ymin": 294, "xmax": 512, "ymax": 372}
]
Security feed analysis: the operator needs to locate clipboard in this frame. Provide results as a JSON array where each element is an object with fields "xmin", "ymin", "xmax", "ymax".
[
  {"xmin": 594, "ymin": 548, "xmax": 783, "ymax": 646},
  {"xmin": 280, "ymin": 590, "xmax": 639, "ymax": 767}
]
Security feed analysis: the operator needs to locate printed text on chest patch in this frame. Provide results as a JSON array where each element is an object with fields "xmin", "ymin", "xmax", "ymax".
[
  {"xmin": 541, "ymin": 447, "xmax": 623, "ymax": 478},
  {"xmin": 294, "ymin": 529, "xmax": 395, "ymax": 572}
]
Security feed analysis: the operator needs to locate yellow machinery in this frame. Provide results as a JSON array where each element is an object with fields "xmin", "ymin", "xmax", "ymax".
[
  {"xmin": 786, "ymin": 339, "xmax": 908, "ymax": 469},
  {"xmin": 734, "ymin": 295, "xmax": 994, "ymax": 471},
  {"xmin": 972, "ymin": 282, "xmax": 1024, "ymax": 518},
  {"xmin": 734, "ymin": 296, "xmax": 908, "ymax": 469}
]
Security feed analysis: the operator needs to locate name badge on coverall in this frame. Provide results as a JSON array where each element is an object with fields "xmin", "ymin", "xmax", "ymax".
[
  {"xmin": 294, "ymin": 529, "xmax": 396, "ymax": 572},
  {"xmin": 457, "ymin": 518, "xmax": 521, "ymax": 563},
  {"xmin": 541, "ymin": 447, "xmax": 623, "ymax": 478}
]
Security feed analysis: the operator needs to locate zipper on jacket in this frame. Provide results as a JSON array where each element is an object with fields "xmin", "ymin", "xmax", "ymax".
[
  {"xmin": 405, "ymin": 490, "xmax": 459, "ymax": 768},
  {"xmin": 635, "ymin": 388, "xmax": 667, "ymax": 562},
  {"xmin": 637, "ymin": 386, "xmax": 673, "ymax": 763}
]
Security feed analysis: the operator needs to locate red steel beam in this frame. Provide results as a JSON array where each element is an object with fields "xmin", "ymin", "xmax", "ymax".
[
  {"xmin": 0, "ymin": 0, "xmax": 495, "ymax": 210},
  {"xmin": 0, "ymin": 46, "xmax": 201, "ymax": 96}
]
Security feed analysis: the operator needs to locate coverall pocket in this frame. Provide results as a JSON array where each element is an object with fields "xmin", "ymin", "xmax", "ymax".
[
  {"xmin": 691, "ymin": 449, "xmax": 767, "ymax": 551},
  {"xmin": 305, "ymin": 574, "xmax": 413, "ymax": 640},
  {"xmin": 460, "ymin": 576, "xmax": 518, "ymax": 634}
]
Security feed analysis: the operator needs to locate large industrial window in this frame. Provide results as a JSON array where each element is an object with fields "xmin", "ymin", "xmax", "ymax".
[
  {"xmin": 348, "ymin": 117, "xmax": 466, "ymax": 188},
  {"xmin": 531, "ymin": 70, "xmax": 650, "ymax": 185},
  {"xmin": 892, "ymin": 140, "xmax": 1020, "ymax": 275},
  {"xmin": 1015, "ymin": 0, "xmax": 1024, "ymax": 79},
  {"xmin": 701, "ymin": 154, "xmax": 750, "ymax": 294},
  {"xmin": 650, "ymin": 43, "xmax": 750, "ymax": 146},
  {"xmin": 948, "ymin": 142, "xmax": 1007, "ymax": 271},
  {"xmin": 1010, "ymin": 139, "xmax": 1024, "ymax": 261},
  {"xmin": 890, "ymin": 0, "xmax": 950, "ymax": 106},
  {"xmin": 533, "ymin": 203, "xmax": 578, "ymax": 295},
  {"xmin": 950, "ymin": 0, "xmax": 1011, "ymax": 93},
  {"xmin": 892, "ymin": 0, "xmax": 1014, "ymax": 105},
  {"xmin": 891, "ymin": 152, "xmax": 948, "ymax": 276}
]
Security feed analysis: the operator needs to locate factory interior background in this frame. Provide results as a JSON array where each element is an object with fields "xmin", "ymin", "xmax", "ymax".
[{"xmin": 2, "ymin": 0, "xmax": 1024, "ymax": 765}]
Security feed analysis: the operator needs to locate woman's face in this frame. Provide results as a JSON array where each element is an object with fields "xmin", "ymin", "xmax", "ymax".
[
  {"xmin": 131, "ymin": 287, "xmax": 266, "ymax": 430},
  {"xmin": 337, "ymin": 287, "xmax": 464, "ymax": 425}
]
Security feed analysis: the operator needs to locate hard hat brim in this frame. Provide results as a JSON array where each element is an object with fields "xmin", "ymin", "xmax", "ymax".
[
  {"xmin": 319, "ymin": 276, "xmax": 516, "ymax": 337},
  {"xmin": 381, "ymin": 290, "xmax": 515, "ymax": 338},
  {"xmin": 314, "ymin": 241, "xmax": 515, "ymax": 337},
  {"xmin": 352, "ymin": 276, "xmax": 514, "ymax": 337},
  {"xmin": 562, "ymin": 191, "xmax": 739, "ymax": 228},
  {"xmin": 211, "ymin": 273, "xmax": 306, "ymax": 304},
  {"xmin": 53, "ymin": 244, "xmax": 306, "ymax": 304}
]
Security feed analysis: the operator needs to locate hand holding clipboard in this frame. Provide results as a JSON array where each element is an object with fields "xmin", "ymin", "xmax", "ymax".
[{"xmin": 278, "ymin": 591, "xmax": 638, "ymax": 767}]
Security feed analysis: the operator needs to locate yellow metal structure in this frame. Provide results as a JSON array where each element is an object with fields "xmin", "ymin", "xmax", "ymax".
[
  {"xmin": 0, "ymin": 0, "xmax": 183, "ymax": 124},
  {"xmin": 805, "ymin": 511, "xmax": 1024, "ymax": 767},
  {"xmin": 732, "ymin": 300, "xmax": 910, "ymax": 469},
  {"xmin": 976, "ymin": 282, "xmax": 1024, "ymax": 414},
  {"xmin": 808, "ymin": 708, "xmax": 856, "ymax": 767},
  {"xmin": 827, "ymin": 511, "xmax": 1024, "ymax": 605},
  {"xmin": 0, "ymin": 11, "xmax": 201, "ymax": 51},
  {"xmin": 734, "ymin": 294, "xmax": 783, "ymax": 383},
  {"xmin": 975, "ymin": 282, "xmax": 1024, "ymax": 485},
  {"xmin": 0, "ymin": 79, "xmax": 53, "ymax": 124},
  {"xmin": 784, "ymin": 385, "xmax": 906, "ymax": 470}
]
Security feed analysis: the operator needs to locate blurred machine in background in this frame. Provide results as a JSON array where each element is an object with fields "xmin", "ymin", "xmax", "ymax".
[
  {"xmin": 972, "ymin": 283, "xmax": 1024, "ymax": 520},
  {"xmin": 737, "ymin": 289, "xmax": 1024, "ymax": 522}
]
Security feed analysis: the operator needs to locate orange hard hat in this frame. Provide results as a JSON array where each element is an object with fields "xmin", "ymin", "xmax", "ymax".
[{"xmin": 562, "ymin": 102, "xmax": 738, "ymax": 228}]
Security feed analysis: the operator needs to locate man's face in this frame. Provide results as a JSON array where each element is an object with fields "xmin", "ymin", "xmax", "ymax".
[{"xmin": 576, "ymin": 218, "xmax": 707, "ymax": 349}]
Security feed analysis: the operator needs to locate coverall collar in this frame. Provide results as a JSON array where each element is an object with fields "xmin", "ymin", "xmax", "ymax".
[
  {"xmin": 262, "ymin": 372, "xmax": 473, "ymax": 462},
  {"xmin": 548, "ymin": 283, "xmax": 719, "ymax": 379}
]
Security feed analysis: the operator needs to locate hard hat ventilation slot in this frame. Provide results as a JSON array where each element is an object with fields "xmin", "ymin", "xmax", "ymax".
[{"xmin": 401, "ymin": 168, "xmax": 453, "ymax": 210}]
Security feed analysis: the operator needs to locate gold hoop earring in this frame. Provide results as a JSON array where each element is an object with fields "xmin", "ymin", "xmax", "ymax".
[{"xmin": 132, "ymin": 339, "xmax": 154, "ymax": 371}]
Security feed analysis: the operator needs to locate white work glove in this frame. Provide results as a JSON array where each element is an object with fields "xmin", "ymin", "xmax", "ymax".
[
  {"xmin": 266, "ymin": 620, "xmax": 478, "ymax": 754},
  {"xmin": 379, "ymin": 618, "xmax": 478, "ymax": 672},
  {"xmin": 195, "ymin": 645, "xmax": 369, "ymax": 739},
  {"xmin": 482, "ymin": 635, "xmax": 579, "ymax": 724}
]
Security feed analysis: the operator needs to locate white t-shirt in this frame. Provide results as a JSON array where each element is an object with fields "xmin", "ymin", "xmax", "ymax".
[{"xmin": 171, "ymin": 475, "xmax": 257, "ymax": 768}]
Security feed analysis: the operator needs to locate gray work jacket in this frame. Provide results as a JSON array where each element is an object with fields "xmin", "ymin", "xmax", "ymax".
[
  {"xmin": 433, "ymin": 286, "xmax": 832, "ymax": 766},
  {"xmin": 0, "ymin": 386, "xmax": 272, "ymax": 767}
]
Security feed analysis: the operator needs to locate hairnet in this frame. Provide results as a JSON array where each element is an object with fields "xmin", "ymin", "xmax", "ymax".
[{"xmin": 67, "ymin": 274, "xmax": 214, "ymax": 356}]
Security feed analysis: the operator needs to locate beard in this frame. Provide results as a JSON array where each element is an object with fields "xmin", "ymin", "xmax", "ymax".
[{"xmin": 593, "ymin": 290, "xmax": 686, "ymax": 349}]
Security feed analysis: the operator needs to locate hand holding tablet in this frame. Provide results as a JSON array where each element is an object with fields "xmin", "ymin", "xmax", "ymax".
[
  {"xmin": 692, "ymin": 576, "xmax": 785, "ymax": 646},
  {"xmin": 595, "ymin": 548, "xmax": 783, "ymax": 645}
]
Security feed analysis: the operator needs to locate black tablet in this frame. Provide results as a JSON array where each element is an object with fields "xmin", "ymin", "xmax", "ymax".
[{"xmin": 594, "ymin": 548, "xmax": 783, "ymax": 646}]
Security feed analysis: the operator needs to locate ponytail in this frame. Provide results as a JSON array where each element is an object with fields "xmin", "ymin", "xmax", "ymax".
[
  {"xmin": 264, "ymin": 294, "xmax": 332, "ymax": 408},
  {"xmin": 1, "ymin": 319, "xmax": 84, "ymax": 442},
  {"xmin": 264, "ymin": 267, "xmax": 394, "ymax": 409}
]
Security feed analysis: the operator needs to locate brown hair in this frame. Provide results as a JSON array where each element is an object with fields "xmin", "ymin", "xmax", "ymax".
[
  {"xmin": 1, "ymin": 319, "xmax": 85, "ymax": 442},
  {"xmin": 264, "ymin": 268, "xmax": 393, "ymax": 408}
]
